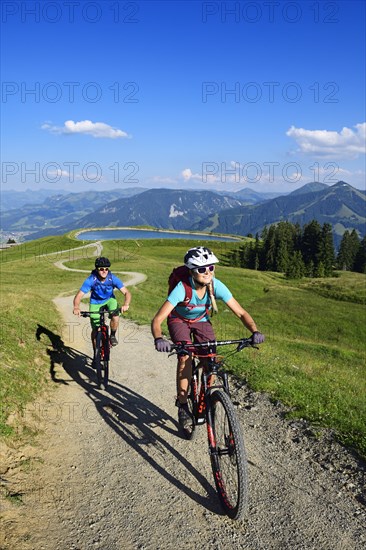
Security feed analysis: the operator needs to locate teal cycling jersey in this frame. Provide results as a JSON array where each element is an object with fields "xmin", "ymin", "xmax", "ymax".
[{"xmin": 167, "ymin": 277, "xmax": 232, "ymax": 322}]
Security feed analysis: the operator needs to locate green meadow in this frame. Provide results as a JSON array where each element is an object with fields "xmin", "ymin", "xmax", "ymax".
[{"xmin": 0, "ymin": 234, "xmax": 365, "ymax": 458}]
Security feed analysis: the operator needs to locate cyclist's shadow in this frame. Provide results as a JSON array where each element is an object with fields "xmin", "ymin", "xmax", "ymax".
[
  {"xmin": 36, "ymin": 324, "xmax": 93, "ymax": 386},
  {"xmin": 36, "ymin": 324, "xmax": 223, "ymax": 515}
]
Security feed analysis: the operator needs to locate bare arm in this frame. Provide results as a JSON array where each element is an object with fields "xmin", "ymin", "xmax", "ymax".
[
  {"xmin": 73, "ymin": 290, "xmax": 85, "ymax": 315},
  {"xmin": 119, "ymin": 286, "xmax": 132, "ymax": 313},
  {"xmin": 151, "ymin": 300, "xmax": 175, "ymax": 339},
  {"xmin": 225, "ymin": 297, "xmax": 259, "ymax": 334}
]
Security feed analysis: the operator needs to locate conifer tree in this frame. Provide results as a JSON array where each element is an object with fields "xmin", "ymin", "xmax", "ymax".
[
  {"xmin": 353, "ymin": 236, "xmax": 366, "ymax": 273},
  {"xmin": 337, "ymin": 230, "xmax": 350, "ymax": 270},
  {"xmin": 239, "ymin": 243, "xmax": 249, "ymax": 268},
  {"xmin": 315, "ymin": 260, "xmax": 325, "ymax": 278},
  {"xmin": 349, "ymin": 229, "xmax": 361, "ymax": 269},
  {"xmin": 273, "ymin": 222, "xmax": 295, "ymax": 273},
  {"xmin": 263, "ymin": 225, "xmax": 276, "ymax": 271},
  {"xmin": 285, "ymin": 250, "xmax": 305, "ymax": 279},
  {"xmin": 320, "ymin": 223, "xmax": 335, "ymax": 276},
  {"xmin": 301, "ymin": 220, "xmax": 322, "ymax": 274}
]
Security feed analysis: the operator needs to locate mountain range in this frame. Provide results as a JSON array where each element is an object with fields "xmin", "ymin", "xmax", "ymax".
[
  {"xmin": 0, "ymin": 188, "xmax": 69, "ymax": 211},
  {"xmin": 0, "ymin": 187, "xmax": 275, "ymax": 236},
  {"xmin": 1, "ymin": 182, "xmax": 365, "ymax": 248},
  {"xmin": 0, "ymin": 188, "xmax": 147, "ymax": 233},
  {"xmin": 193, "ymin": 181, "xmax": 366, "ymax": 247}
]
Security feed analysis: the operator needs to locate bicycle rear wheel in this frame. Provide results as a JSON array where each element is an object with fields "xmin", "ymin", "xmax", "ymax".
[
  {"xmin": 103, "ymin": 360, "xmax": 109, "ymax": 388},
  {"xmin": 209, "ymin": 389, "xmax": 248, "ymax": 520}
]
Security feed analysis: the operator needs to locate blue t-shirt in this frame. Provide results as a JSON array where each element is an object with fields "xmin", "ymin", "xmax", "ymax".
[
  {"xmin": 167, "ymin": 276, "xmax": 232, "ymax": 322},
  {"xmin": 80, "ymin": 271, "xmax": 124, "ymax": 304}
]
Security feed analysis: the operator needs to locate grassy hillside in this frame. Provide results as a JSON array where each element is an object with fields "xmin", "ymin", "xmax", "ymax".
[{"xmin": 0, "ymin": 235, "xmax": 365, "ymax": 459}]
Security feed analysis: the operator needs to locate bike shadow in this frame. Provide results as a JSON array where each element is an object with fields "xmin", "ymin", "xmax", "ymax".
[{"xmin": 36, "ymin": 324, "xmax": 223, "ymax": 516}]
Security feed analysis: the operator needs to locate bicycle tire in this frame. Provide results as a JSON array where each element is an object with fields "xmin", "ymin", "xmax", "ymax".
[
  {"xmin": 183, "ymin": 373, "xmax": 198, "ymax": 440},
  {"xmin": 209, "ymin": 389, "xmax": 248, "ymax": 520},
  {"xmin": 102, "ymin": 327, "xmax": 110, "ymax": 388},
  {"xmin": 95, "ymin": 332, "xmax": 103, "ymax": 387}
]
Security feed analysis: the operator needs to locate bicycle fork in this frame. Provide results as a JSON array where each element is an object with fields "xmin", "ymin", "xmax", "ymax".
[
  {"xmin": 195, "ymin": 369, "xmax": 214, "ymax": 425},
  {"xmin": 204, "ymin": 370, "xmax": 230, "ymax": 452}
]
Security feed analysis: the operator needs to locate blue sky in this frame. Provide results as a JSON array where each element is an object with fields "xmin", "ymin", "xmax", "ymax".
[{"xmin": 1, "ymin": 0, "xmax": 365, "ymax": 194}]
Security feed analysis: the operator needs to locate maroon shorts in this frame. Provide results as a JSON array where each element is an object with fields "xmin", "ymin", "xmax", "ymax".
[{"xmin": 167, "ymin": 319, "xmax": 216, "ymax": 355}]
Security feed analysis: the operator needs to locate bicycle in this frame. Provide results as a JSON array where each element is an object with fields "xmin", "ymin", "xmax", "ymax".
[
  {"xmin": 169, "ymin": 336, "xmax": 257, "ymax": 520},
  {"xmin": 80, "ymin": 305, "xmax": 121, "ymax": 389}
]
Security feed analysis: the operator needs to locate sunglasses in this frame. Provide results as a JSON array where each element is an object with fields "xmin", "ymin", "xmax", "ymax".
[
  {"xmin": 193, "ymin": 265, "xmax": 215, "ymax": 274},
  {"xmin": 98, "ymin": 267, "xmax": 109, "ymax": 272}
]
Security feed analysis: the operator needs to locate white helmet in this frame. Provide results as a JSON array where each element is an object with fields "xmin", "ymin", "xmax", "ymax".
[{"xmin": 184, "ymin": 246, "xmax": 219, "ymax": 269}]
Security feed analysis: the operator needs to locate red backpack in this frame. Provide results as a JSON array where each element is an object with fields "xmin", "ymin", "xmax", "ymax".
[{"xmin": 168, "ymin": 265, "xmax": 192, "ymax": 306}]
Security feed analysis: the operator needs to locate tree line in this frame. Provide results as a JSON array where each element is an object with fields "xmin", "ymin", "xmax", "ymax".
[{"xmin": 225, "ymin": 221, "xmax": 366, "ymax": 278}]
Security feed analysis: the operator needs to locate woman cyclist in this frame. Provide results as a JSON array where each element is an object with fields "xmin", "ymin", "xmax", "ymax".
[{"xmin": 151, "ymin": 246, "xmax": 264, "ymax": 429}]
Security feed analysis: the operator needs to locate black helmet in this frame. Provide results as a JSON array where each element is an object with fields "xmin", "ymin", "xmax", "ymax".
[{"xmin": 95, "ymin": 256, "xmax": 111, "ymax": 268}]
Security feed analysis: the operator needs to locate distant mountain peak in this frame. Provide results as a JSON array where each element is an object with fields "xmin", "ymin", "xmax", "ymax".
[
  {"xmin": 331, "ymin": 180, "xmax": 351, "ymax": 188},
  {"xmin": 289, "ymin": 182, "xmax": 329, "ymax": 196},
  {"xmin": 193, "ymin": 180, "xmax": 365, "ymax": 249}
]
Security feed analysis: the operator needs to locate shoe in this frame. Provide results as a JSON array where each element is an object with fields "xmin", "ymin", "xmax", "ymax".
[
  {"xmin": 178, "ymin": 403, "xmax": 191, "ymax": 430},
  {"xmin": 110, "ymin": 334, "xmax": 118, "ymax": 347},
  {"xmin": 91, "ymin": 358, "xmax": 97, "ymax": 369}
]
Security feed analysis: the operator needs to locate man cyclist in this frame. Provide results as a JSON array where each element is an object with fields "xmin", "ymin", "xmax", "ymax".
[
  {"xmin": 151, "ymin": 246, "xmax": 264, "ymax": 429},
  {"xmin": 73, "ymin": 256, "xmax": 131, "ymax": 355}
]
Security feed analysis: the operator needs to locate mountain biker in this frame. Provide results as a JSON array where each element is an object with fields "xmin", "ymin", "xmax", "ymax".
[
  {"xmin": 151, "ymin": 246, "xmax": 264, "ymax": 429},
  {"xmin": 73, "ymin": 257, "xmax": 131, "ymax": 354}
]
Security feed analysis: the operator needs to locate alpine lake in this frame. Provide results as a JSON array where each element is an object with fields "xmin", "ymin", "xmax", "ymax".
[{"xmin": 76, "ymin": 228, "xmax": 240, "ymax": 242}]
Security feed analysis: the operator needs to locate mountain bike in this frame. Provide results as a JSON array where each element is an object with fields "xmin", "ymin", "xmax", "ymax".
[
  {"xmin": 170, "ymin": 337, "xmax": 257, "ymax": 520},
  {"xmin": 81, "ymin": 306, "xmax": 121, "ymax": 389}
]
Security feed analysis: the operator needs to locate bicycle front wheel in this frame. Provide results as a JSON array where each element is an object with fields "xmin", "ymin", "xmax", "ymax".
[
  {"xmin": 95, "ymin": 332, "xmax": 103, "ymax": 387},
  {"xmin": 209, "ymin": 390, "xmax": 248, "ymax": 520},
  {"xmin": 101, "ymin": 327, "xmax": 110, "ymax": 388}
]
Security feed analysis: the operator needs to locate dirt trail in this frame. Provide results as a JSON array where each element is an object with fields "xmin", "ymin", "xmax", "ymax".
[
  {"xmin": 1, "ymin": 243, "xmax": 365, "ymax": 549},
  {"xmin": 52, "ymin": 240, "xmax": 146, "ymax": 285}
]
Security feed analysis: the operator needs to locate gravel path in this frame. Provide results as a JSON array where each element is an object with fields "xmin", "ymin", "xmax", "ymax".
[
  {"xmin": 1, "ymin": 242, "xmax": 365, "ymax": 549},
  {"xmin": 52, "ymin": 240, "xmax": 146, "ymax": 285},
  {"xmin": 1, "ymin": 294, "xmax": 365, "ymax": 550}
]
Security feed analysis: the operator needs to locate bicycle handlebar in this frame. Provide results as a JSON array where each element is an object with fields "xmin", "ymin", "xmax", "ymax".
[
  {"xmin": 170, "ymin": 336, "xmax": 257, "ymax": 354},
  {"xmin": 80, "ymin": 307, "xmax": 122, "ymax": 318}
]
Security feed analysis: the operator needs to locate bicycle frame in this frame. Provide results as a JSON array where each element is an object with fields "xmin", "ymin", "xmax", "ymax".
[
  {"xmin": 98, "ymin": 318, "xmax": 110, "ymax": 362},
  {"xmin": 171, "ymin": 337, "xmax": 254, "ymax": 426},
  {"xmin": 192, "ymin": 354, "xmax": 229, "ymax": 425}
]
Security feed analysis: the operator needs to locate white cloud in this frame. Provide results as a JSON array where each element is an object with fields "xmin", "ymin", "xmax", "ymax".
[
  {"xmin": 286, "ymin": 122, "xmax": 366, "ymax": 158},
  {"xmin": 181, "ymin": 168, "xmax": 204, "ymax": 182},
  {"xmin": 46, "ymin": 169, "xmax": 87, "ymax": 181},
  {"xmin": 42, "ymin": 119, "xmax": 129, "ymax": 139},
  {"xmin": 182, "ymin": 168, "xmax": 193, "ymax": 181}
]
